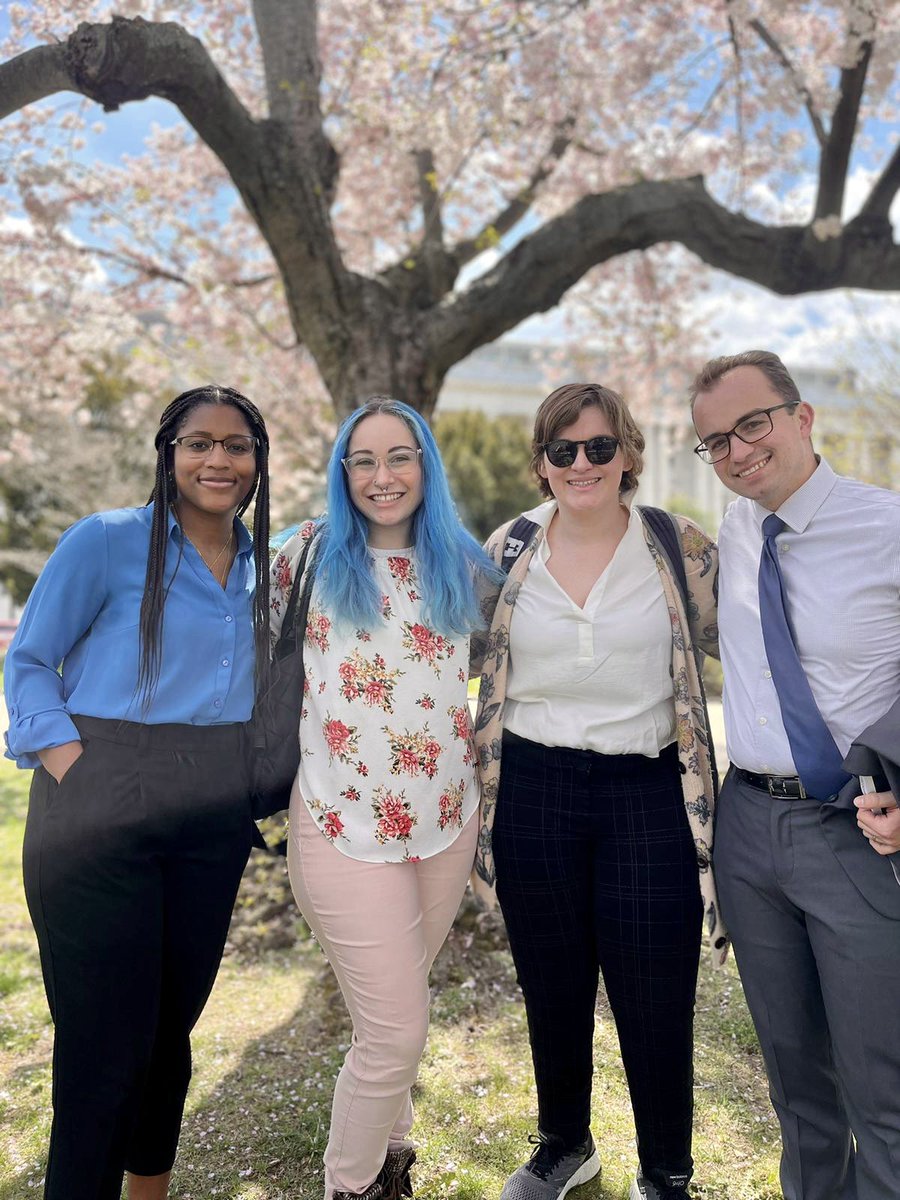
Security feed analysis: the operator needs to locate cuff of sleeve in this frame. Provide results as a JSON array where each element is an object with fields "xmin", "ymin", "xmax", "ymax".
[{"xmin": 4, "ymin": 710, "xmax": 82, "ymax": 770}]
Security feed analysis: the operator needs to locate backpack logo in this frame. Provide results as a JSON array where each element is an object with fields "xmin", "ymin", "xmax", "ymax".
[{"xmin": 503, "ymin": 535, "xmax": 525, "ymax": 559}]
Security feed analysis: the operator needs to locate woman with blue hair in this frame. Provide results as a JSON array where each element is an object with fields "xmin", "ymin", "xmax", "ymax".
[{"xmin": 270, "ymin": 396, "xmax": 499, "ymax": 1200}]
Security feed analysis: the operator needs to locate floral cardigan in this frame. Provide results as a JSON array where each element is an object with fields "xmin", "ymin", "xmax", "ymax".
[{"xmin": 472, "ymin": 503, "xmax": 729, "ymax": 966}]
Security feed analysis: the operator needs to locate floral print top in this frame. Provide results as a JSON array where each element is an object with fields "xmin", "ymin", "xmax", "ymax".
[{"xmin": 270, "ymin": 524, "xmax": 479, "ymax": 863}]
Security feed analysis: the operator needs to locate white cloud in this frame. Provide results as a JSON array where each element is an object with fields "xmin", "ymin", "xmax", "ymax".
[{"xmin": 693, "ymin": 270, "xmax": 900, "ymax": 385}]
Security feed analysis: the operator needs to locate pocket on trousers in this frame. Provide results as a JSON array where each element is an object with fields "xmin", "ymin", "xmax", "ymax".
[{"xmin": 48, "ymin": 741, "xmax": 92, "ymax": 809}]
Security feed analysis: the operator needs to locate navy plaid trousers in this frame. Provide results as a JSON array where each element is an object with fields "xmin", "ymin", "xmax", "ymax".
[{"xmin": 493, "ymin": 732, "xmax": 701, "ymax": 1185}]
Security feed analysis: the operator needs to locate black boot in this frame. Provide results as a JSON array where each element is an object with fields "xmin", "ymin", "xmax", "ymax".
[
  {"xmin": 333, "ymin": 1182, "xmax": 384, "ymax": 1200},
  {"xmin": 377, "ymin": 1145, "xmax": 417, "ymax": 1200}
]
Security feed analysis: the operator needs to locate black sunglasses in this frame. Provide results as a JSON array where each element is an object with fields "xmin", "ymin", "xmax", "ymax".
[{"xmin": 541, "ymin": 436, "xmax": 620, "ymax": 468}]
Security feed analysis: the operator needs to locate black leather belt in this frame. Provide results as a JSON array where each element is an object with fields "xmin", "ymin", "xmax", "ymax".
[{"xmin": 734, "ymin": 767, "xmax": 808, "ymax": 800}]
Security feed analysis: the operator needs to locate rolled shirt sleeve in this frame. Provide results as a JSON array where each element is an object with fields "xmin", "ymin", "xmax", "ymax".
[{"xmin": 5, "ymin": 515, "xmax": 109, "ymax": 767}]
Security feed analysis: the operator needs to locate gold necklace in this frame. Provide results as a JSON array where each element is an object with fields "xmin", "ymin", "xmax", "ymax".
[{"xmin": 191, "ymin": 530, "xmax": 235, "ymax": 587}]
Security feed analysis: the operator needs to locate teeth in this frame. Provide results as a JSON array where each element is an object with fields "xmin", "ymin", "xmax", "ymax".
[
  {"xmin": 737, "ymin": 456, "xmax": 769, "ymax": 478},
  {"xmin": 568, "ymin": 479, "xmax": 600, "ymax": 487},
  {"xmin": 371, "ymin": 492, "xmax": 404, "ymax": 503}
]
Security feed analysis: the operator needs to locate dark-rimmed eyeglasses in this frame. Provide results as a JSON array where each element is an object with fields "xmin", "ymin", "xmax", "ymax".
[
  {"xmin": 171, "ymin": 435, "xmax": 258, "ymax": 458},
  {"xmin": 541, "ymin": 436, "xmax": 620, "ymax": 468},
  {"xmin": 693, "ymin": 402, "xmax": 799, "ymax": 465},
  {"xmin": 342, "ymin": 448, "xmax": 422, "ymax": 477}
]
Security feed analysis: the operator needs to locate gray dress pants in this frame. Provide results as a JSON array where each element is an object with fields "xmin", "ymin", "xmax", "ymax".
[{"xmin": 714, "ymin": 768, "xmax": 900, "ymax": 1200}]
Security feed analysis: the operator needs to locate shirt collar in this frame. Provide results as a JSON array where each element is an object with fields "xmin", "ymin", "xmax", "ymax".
[
  {"xmin": 752, "ymin": 457, "xmax": 838, "ymax": 534},
  {"xmin": 164, "ymin": 503, "xmax": 254, "ymax": 558},
  {"xmin": 521, "ymin": 498, "xmax": 557, "ymax": 528}
]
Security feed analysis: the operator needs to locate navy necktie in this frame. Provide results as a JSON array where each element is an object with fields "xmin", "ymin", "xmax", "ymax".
[{"xmin": 758, "ymin": 513, "xmax": 849, "ymax": 799}]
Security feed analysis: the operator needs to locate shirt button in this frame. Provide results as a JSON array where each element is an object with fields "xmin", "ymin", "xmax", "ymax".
[
  {"xmin": 779, "ymin": 544, "xmax": 789, "ymax": 553},
  {"xmin": 222, "ymin": 659, "xmax": 229, "ymax": 667},
  {"xmin": 758, "ymin": 716, "xmax": 767, "ymax": 725},
  {"xmin": 214, "ymin": 699, "xmax": 222, "ymax": 709},
  {"xmin": 225, "ymin": 615, "xmax": 233, "ymax": 623},
  {"xmin": 763, "ymin": 669, "xmax": 772, "ymax": 679}
]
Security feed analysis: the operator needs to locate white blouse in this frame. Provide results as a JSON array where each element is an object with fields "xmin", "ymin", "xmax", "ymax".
[
  {"xmin": 504, "ymin": 501, "xmax": 676, "ymax": 756},
  {"xmin": 291, "ymin": 545, "xmax": 479, "ymax": 862}
]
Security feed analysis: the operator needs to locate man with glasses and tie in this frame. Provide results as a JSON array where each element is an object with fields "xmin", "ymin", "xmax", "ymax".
[{"xmin": 690, "ymin": 350, "xmax": 900, "ymax": 1200}]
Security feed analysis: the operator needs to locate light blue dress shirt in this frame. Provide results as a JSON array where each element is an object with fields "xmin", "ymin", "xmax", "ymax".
[
  {"xmin": 717, "ymin": 457, "xmax": 900, "ymax": 774},
  {"xmin": 5, "ymin": 503, "xmax": 256, "ymax": 768}
]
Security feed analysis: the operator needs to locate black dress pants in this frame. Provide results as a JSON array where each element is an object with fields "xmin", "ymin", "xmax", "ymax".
[
  {"xmin": 493, "ymin": 733, "xmax": 702, "ymax": 1189},
  {"xmin": 22, "ymin": 716, "xmax": 254, "ymax": 1200}
]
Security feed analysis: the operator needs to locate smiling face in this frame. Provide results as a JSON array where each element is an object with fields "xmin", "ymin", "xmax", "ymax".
[
  {"xmin": 171, "ymin": 402, "xmax": 258, "ymax": 526},
  {"xmin": 537, "ymin": 405, "xmax": 631, "ymax": 518},
  {"xmin": 345, "ymin": 412, "xmax": 424, "ymax": 548},
  {"xmin": 692, "ymin": 365, "xmax": 817, "ymax": 511}
]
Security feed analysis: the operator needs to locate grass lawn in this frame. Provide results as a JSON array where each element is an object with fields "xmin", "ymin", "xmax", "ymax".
[{"xmin": 0, "ymin": 757, "xmax": 781, "ymax": 1199}]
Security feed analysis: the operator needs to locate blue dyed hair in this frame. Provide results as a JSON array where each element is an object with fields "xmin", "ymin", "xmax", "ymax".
[{"xmin": 315, "ymin": 397, "xmax": 500, "ymax": 635}]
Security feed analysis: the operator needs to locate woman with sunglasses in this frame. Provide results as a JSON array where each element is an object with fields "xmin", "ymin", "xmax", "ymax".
[
  {"xmin": 270, "ymin": 397, "xmax": 499, "ymax": 1200},
  {"xmin": 5, "ymin": 385, "xmax": 270, "ymax": 1200},
  {"xmin": 473, "ymin": 384, "xmax": 724, "ymax": 1200}
]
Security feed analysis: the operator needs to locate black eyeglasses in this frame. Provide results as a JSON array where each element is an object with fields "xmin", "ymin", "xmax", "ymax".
[
  {"xmin": 171, "ymin": 435, "xmax": 258, "ymax": 458},
  {"xmin": 693, "ymin": 402, "xmax": 798, "ymax": 464},
  {"xmin": 541, "ymin": 436, "xmax": 620, "ymax": 468}
]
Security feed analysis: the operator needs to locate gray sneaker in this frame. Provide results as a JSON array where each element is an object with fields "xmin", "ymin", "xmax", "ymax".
[
  {"xmin": 629, "ymin": 1172, "xmax": 690, "ymax": 1200},
  {"xmin": 499, "ymin": 1133, "xmax": 600, "ymax": 1200}
]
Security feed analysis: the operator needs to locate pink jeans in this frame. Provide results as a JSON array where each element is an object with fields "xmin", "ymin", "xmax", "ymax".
[{"xmin": 287, "ymin": 787, "xmax": 478, "ymax": 1198}]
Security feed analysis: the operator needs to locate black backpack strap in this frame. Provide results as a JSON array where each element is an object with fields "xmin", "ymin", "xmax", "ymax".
[
  {"xmin": 499, "ymin": 516, "xmax": 540, "ymax": 575},
  {"xmin": 639, "ymin": 505, "xmax": 719, "ymax": 794},
  {"xmin": 638, "ymin": 505, "xmax": 689, "ymax": 611}
]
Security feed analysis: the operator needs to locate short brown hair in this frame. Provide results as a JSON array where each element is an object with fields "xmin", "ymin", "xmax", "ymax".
[
  {"xmin": 531, "ymin": 383, "xmax": 645, "ymax": 498},
  {"xmin": 688, "ymin": 350, "xmax": 802, "ymax": 409}
]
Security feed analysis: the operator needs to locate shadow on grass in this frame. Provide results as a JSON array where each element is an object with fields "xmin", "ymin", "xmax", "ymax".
[
  {"xmin": 0, "ymin": 945, "xmax": 780, "ymax": 1200},
  {"xmin": 0, "ymin": 776, "xmax": 779, "ymax": 1200},
  {"xmin": 165, "ymin": 896, "xmax": 530, "ymax": 1200}
]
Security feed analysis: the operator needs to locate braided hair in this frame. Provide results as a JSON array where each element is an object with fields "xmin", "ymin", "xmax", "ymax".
[{"xmin": 137, "ymin": 384, "xmax": 271, "ymax": 705}]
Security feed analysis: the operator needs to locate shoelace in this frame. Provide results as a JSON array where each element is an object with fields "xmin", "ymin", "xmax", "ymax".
[{"xmin": 526, "ymin": 1134, "xmax": 572, "ymax": 1180}]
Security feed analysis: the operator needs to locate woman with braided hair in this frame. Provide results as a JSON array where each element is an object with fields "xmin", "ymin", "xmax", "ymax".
[{"xmin": 5, "ymin": 384, "xmax": 271, "ymax": 1200}]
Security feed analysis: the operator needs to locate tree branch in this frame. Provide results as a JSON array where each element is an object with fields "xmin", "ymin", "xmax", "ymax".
[
  {"xmin": 428, "ymin": 175, "xmax": 900, "ymax": 372},
  {"xmin": 0, "ymin": 16, "xmax": 352, "ymax": 365},
  {"xmin": 72, "ymin": 242, "xmax": 278, "ymax": 293},
  {"xmin": 858, "ymin": 140, "xmax": 900, "ymax": 223},
  {"xmin": 453, "ymin": 116, "xmax": 576, "ymax": 267},
  {"xmin": 743, "ymin": 15, "xmax": 827, "ymax": 148},
  {"xmin": 725, "ymin": 13, "xmax": 748, "ymax": 206},
  {"xmin": 414, "ymin": 147, "xmax": 445, "ymax": 253},
  {"xmin": 251, "ymin": 0, "xmax": 337, "ymax": 199},
  {"xmin": 0, "ymin": 42, "xmax": 74, "ymax": 115},
  {"xmin": 73, "ymin": 242, "xmax": 192, "ymax": 287},
  {"xmin": 814, "ymin": 21, "xmax": 873, "ymax": 220},
  {"xmin": 231, "ymin": 272, "xmax": 279, "ymax": 288},
  {"xmin": 0, "ymin": 18, "xmax": 262, "ymax": 181},
  {"xmin": 252, "ymin": 0, "xmax": 317, "ymax": 120}
]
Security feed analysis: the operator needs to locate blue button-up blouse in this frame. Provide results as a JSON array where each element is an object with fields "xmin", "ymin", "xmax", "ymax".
[{"xmin": 4, "ymin": 504, "xmax": 256, "ymax": 768}]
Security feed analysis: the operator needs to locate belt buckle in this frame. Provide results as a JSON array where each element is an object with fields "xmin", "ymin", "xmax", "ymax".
[{"xmin": 767, "ymin": 776, "xmax": 806, "ymax": 800}]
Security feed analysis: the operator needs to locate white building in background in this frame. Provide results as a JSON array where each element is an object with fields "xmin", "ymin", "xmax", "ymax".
[{"xmin": 439, "ymin": 342, "xmax": 892, "ymax": 529}]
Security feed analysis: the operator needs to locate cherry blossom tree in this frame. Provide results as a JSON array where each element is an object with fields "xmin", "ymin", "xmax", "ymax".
[{"xmin": 0, "ymin": 0, "xmax": 897, "ymax": 426}]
